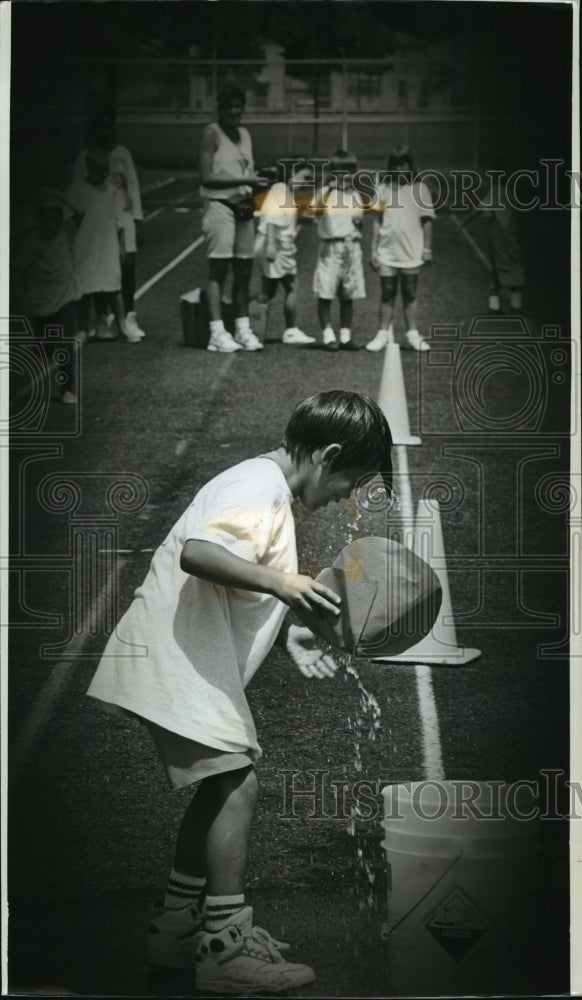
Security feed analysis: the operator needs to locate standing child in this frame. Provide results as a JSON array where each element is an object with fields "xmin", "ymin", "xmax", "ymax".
[
  {"xmin": 255, "ymin": 158, "xmax": 315, "ymax": 345},
  {"xmin": 312, "ymin": 149, "xmax": 366, "ymax": 351},
  {"xmin": 66, "ymin": 147, "xmax": 138, "ymax": 344},
  {"xmin": 12, "ymin": 188, "xmax": 81, "ymax": 404},
  {"xmin": 458, "ymin": 167, "xmax": 525, "ymax": 313},
  {"xmin": 366, "ymin": 145, "xmax": 435, "ymax": 353},
  {"xmin": 73, "ymin": 102, "xmax": 147, "ymax": 339},
  {"xmin": 87, "ymin": 390, "xmax": 393, "ymax": 994}
]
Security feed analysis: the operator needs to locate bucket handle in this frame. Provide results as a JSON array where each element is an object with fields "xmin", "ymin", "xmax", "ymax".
[{"xmin": 382, "ymin": 849, "xmax": 463, "ymax": 940}]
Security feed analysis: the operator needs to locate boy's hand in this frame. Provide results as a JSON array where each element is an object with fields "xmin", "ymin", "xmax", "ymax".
[
  {"xmin": 422, "ymin": 248, "xmax": 432, "ymax": 264},
  {"xmin": 285, "ymin": 624, "xmax": 339, "ymax": 679},
  {"xmin": 370, "ymin": 252, "xmax": 380, "ymax": 271},
  {"xmin": 265, "ymin": 244, "xmax": 277, "ymax": 262},
  {"xmin": 276, "ymin": 573, "xmax": 341, "ymax": 617}
]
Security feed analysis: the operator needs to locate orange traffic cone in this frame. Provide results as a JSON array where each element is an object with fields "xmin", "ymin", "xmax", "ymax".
[
  {"xmin": 377, "ymin": 343, "xmax": 421, "ymax": 446},
  {"xmin": 376, "ymin": 498, "xmax": 481, "ymax": 665}
]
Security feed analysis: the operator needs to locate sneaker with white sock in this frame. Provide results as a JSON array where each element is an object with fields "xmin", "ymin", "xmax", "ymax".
[
  {"xmin": 282, "ymin": 327, "xmax": 316, "ymax": 346},
  {"xmin": 148, "ymin": 903, "xmax": 204, "ymax": 969},
  {"xmin": 405, "ymin": 329, "xmax": 430, "ymax": 352},
  {"xmin": 234, "ymin": 328, "xmax": 264, "ymax": 351},
  {"xmin": 322, "ymin": 326, "xmax": 338, "ymax": 351},
  {"xmin": 193, "ymin": 905, "xmax": 315, "ymax": 995},
  {"xmin": 365, "ymin": 328, "xmax": 394, "ymax": 352},
  {"xmin": 125, "ymin": 311, "xmax": 146, "ymax": 339},
  {"xmin": 207, "ymin": 329, "xmax": 243, "ymax": 353}
]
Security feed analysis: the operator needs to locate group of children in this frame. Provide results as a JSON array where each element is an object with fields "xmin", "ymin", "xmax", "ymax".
[
  {"xmin": 215, "ymin": 144, "xmax": 436, "ymax": 354},
  {"xmin": 198, "ymin": 83, "xmax": 437, "ymax": 355},
  {"xmin": 12, "ymin": 103, "xmax": 146, "ymax": 404},
  {"xmin": 259, "ymin": 146, "xmax": 435, "ymax": 351}
]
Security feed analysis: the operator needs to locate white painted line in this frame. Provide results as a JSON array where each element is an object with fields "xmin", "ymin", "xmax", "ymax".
[
  {"xmin": 9, "ymin": 558, "xmax": 127, "ymax": 787},
  {"xmin": 144, "ymin": 189, "xmax": 194, "ymax": 224},
  {"xmin": 134, "ymin": 236, "xmax": 204, "ymax": 301},
  {"xmin": 144, "ymin": 207, "xmax": 165, "ymax": 223},
  {"xmin": 450, "ymin": 212, "xmax": 491, "ymax": 271},
  {"xmin": 141, "ymin": 175, "xmax": 176, "ymax": 194},
  {"xmin": 415, "ymin": 664, "xmax": 445, "ymax": 780}
]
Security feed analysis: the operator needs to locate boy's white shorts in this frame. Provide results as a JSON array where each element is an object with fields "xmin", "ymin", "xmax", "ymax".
[
  {"xmin": 313, "ymin": 240, "xmax": 366, "ymax": 300},
  {"xmin": 145, "ymin": 719, "xmax": 254, "ymax": 789}
]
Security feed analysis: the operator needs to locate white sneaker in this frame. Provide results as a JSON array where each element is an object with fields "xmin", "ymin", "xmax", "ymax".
[
  {"xmin": 234, "ymin": 328, "xmax": 264, "ymax": 351},
  {"xmin": 282, "ymin": 327, "xmax": 316, "ymax": 346},
  {"xmin": 193, "ymin": 906, "xmax": 315, "ymax": 995},
  {"xmin": 147, "ymin": 903, "xmax": 204, "ymax": 969},
  {"xmin": 119, "ymin": 319, "xmax": 143, "ymax": 344},
  {"xmin": 405, "ymin": 330, "xmax": 430, "ymax": 352},
  {"xmin": 365, "ymin": 328, "xmax": 394, "ymax": 352},
  {"xmin": 61, "ymin": 390, "xmax": 78, "ymax": 405},
  {"xmin": 208, "ymin": 329, "xmax": 243, "ymax": 353},
  {"xmin": 125, "ymin": 311, "xmax": 146, "ymax": 339}
]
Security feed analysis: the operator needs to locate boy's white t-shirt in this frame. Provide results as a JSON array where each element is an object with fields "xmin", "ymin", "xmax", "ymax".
[
  {"xmin": 87, "ymin": 457, "xmax": 297, "ymax": 760},
  {"xmin": 315, "ymin": 184, "xmax": 364, "ymax": 240},
  {"xmin": 376, "ymin": 180, "xmax": 435, "ymax": 268},
  {"xmin": 257, "ymin": 181, "xmax": 297, "ymax": 238}
]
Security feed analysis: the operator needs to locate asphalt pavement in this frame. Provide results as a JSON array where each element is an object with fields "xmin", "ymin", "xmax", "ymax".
[{"xmin": 7, "ymin": 172, "xmax": 572, "ymax": 997}]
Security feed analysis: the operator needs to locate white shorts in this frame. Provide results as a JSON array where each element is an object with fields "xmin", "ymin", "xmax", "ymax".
[
  {"xmin": 313, "ymin": 240, "xmax": 366, "ymax": 300},
  {"xmin": 254, "ymin": 233, "xmax": 297, "ymax": 279},
  {"xmin": 202, "ymin": 200, "xmax": 256, "ymax": 259}
]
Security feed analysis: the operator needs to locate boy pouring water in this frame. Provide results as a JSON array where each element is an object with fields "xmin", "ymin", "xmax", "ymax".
[{"xmin": 87, "ymin": 390, "xmax": 393, "ymax": 994}]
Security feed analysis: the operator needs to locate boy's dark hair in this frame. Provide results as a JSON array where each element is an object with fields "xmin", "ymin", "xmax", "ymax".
[
  {"xmin": 217, "ymin": 82, "xmax": 246, "ymax": 110},
  {"xmin": 330, "ymin": 148, "xmax": 358, "ymax": 173},
  {"xmin": 387, "ymin": 144, "xmax": 416, "ymax": 179},
  {"xmin": 281, "ymin": 390, "xmax": 393, "ymax": 489}
]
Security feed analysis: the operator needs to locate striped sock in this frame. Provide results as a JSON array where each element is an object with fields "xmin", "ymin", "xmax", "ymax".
[
  {"xmin": 163, "ymin": 870, "xmax": 206, "ymax": 911},
  {"xmin": 203, "ymin": 893, "xmax": 246, "ymax": 932}
]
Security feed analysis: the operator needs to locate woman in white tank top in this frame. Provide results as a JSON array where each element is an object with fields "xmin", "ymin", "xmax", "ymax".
[{"xmin": 199, "ymin": 83, "xmax": 268, "ymax": 352}]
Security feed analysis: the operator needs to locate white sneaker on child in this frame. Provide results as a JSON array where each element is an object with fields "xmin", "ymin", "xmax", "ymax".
[
  {"xmin": 365, "ymin": 329, "xmax": 394, "ymax": 352},
  {"xmin": 193, "ymin": 906, "xmax": 315, "ymax": 995},
  {"xmin": 234, "ymin": 328, "xmax": 264, "ymax": 351},
  {"xmin": 125, "ymin": 311, "xmax": 146, "ymax": 339},
  {"xmin": 207, "ymin": 329, "xmax": 243, "ymax": 353},
  {"xmin": 282, "ymin": 327, "xmax": 316, "ymax": 346},
  {"xmin": 405, "ymin": 330, "xmax": 430, "ymax": 352},
  {"xmin": 147, "ymin": 903, "xmax": 204, "ymax": 969},
  {"xmin": 119, "ymin": 318, "xmax": 143, "ymax": 344}
]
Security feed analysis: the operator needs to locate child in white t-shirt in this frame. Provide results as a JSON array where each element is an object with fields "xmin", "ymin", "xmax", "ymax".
[
  {"xmin": 366, "ymin": 145, "xmax": 435, "ymax": 353},
  {"xmin": 66, "ymin": 148, "xmax": 139, "ymax": 344},
  {"xmin": 311, "ymin": 149, "xmax": 366, "ymax": 351},
  {"xmin": 255, "ymin": 158, "xmax": 315, "ymax": 345},
  {"xmin": 87, "ymin": 389, "xmax": 393, "ymax": 995},
  {"xmin": 73, "ymin": 103, "xmax": 147, "ymax": 340}
]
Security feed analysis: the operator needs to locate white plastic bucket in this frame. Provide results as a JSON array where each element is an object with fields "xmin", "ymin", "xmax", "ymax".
[{"xmin": 381, "ymin": 781, "xmax": 542, "ymax": 996}]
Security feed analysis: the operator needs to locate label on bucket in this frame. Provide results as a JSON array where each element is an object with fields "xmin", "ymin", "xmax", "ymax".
[{"xmin": 425, "ymin": 886, "xmax": 489, "ymax": 961}]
